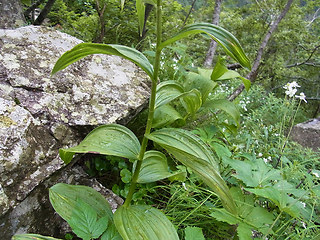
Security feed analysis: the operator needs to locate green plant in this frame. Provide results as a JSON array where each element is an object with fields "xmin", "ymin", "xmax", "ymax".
[{"xmin": 13, "ymin": 0, "xmax": 251, "ymax": 239}]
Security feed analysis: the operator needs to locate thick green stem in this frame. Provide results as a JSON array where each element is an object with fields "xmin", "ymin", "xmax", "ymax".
[{"xmin": 123, "ymin": 0, "xmax": 162, "ymax": 207}]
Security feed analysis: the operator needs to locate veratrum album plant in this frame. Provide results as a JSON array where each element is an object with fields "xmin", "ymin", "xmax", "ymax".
[{"xmin": 13, "ymin": 0, "xmax": 251, "ymax": 239}]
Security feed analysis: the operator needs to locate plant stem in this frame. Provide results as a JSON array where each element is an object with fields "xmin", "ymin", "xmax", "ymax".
[
  {"xmin": 123, "ymin": 0, "xmax": 162, "ymax": 207},
  {"xmin": 263, "ymin": 211, "xmax": 282, "ymax": 239}
]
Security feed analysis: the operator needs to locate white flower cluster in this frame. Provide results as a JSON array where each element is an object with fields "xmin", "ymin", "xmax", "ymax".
[{"xmin": 283, "ymin": 81, "xmax": 307, "ymax": 103}]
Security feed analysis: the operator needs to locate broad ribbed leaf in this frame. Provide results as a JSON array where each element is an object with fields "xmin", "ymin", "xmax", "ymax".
[
  {"xmin": 49, "ymin": 183, "xmax": 113, "ymax": 222},
  {"xmin": 137, "ymin": 150, "xmax": 186, "ymax": 183},
  {"xmin": 146, "ymin": 128, "xmax": 237, "ymax": 214},
  {"xmin": 120, "ymin": 0, "xmax": 125, "ymax": 10},
  {"xmin": 136, "ymin": 0, "xmax": 145, "ymax": 37},
  {"xmin": 114, "ymin": 205, "xmax": 179, "ymax": 240},
  {"xmin": 12, "ymin": 235, "xmax": 61, "ymax": 240},
  {"xmin": 59, "ymin": 124, "xmax": 140, "ymax": 164},
  {"xmin": 160, "ymin": 23, "xmax": 251, "ymax": 70},
  {"xmin": 211, "ymin": 57, "xmax": 228, "ymax": 80},
  {"xmin": 180, "ymin": 89, "xmax": 202, "ymax": 116},
  {"xmin": 152, "ymin": 104, "xmax": 184, "ymax": 128},
  {"xmin": 203, "ymin": 99, "xmax": 240, "ymax": 126},
  {"xmin": 52, "ymin": 43, "xmax": 154, "ymax": 79},
  {"xmin": 210, "ymin": 58, "xmax": 251, "ymax": 90},
  {"xmin": 155, "ymin": 81, "xmax": 184, "ymax": 109},
  {"xmin": 239, "ymin": 76, "xmax": 251, "ymax": 91},
  {"xmin": 184, "ymin": 72, "xmax": 217, "ymax": 102}
]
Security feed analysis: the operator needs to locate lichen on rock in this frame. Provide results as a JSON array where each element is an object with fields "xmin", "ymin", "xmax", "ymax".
[{"xmin": 0, "ymin": 25, "xmax": 150, "ymax": 237}]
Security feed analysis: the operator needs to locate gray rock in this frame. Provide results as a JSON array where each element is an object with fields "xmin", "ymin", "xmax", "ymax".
[
  {"xmin": 291, "ymin": 118, "xmax": 320, "ymax": 151},
  {"xmin": 0, "ymin": 164, "xmax": 123, "ymax": 239},
  {"xmin": 0, "ymin": 25, "xmax": 150, "ymax": 238},
  {"xmin": 0, "ymin": 0, "xmax": 26, "ymax": 29}
]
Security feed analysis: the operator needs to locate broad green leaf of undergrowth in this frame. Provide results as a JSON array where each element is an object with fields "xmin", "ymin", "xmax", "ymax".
[
  {"xmin": 114, "ymin": 205, "xmax": 179, "ymax": 240},
  {"xmin": 211, "ymin": 187, "xmax": 274, "ymax": 240},
  {"xmin": 211, "ymin": 57, "xmax": 228, "ymax": 80},
  {"xmin": 152, "ymin": 104, "xmax": 184, "ymax": 128},
  {"xmin": 136, "ymin": 0, "xmax": 145, "ymax": 37},
  {"xmin": 202, "ymin": 99, "xmax": 240, "ymax": 126},
  {"xmin": 245, "ymin": 187, "xmax": 308, "ymax": 218},
  {"xmin": 136, "ymin": 150, "xmax": 186, "ymax": 183},
  {"xmin": 51, "ymin": 43, "xmax": 154, "ymax": 79},
  {"xmin": 12, "ymin": 234, "xmax": 62, "ymax": 240},
  {"xmin": 227, "ymin": 157, "xmax": 282, "ymax": 187},
  {"xmin": 155, "ymin": 81, "xmax": 184, "ymax": 109},
  {"xmin": 101, "ymin": 224, "xmax": 123, "ymax": 240},
  {"xmin": 59, "ymin": 124, "xmax": 140, "ymax": 164},
  {"xmin": 146, "ymin": 128, "xmax": 237, "ymax": 215},
  {"xmin": 49, "ymin": 183, "xmax": 113, "ymax": 223},
  {"xmin": 210, "ymin": 57, "xmax": 251, "ymax": 91},
  {"xmin": 180, "ymin": 89, "xmax": 202, "ymax": 116},
  {"xmin": 184, "ymin": 227, "xmax": 205, "ymax": 240},
  {"xmin": 160, "ymin": 23, "xmax": 251, "ymax": 70},
  {"xmin": 184, "ymin": 72, "xmax": 217, "ymax": 102},
  {"xmin": 68, "ymin": 199, "xmax": 109, "ymax": 240}
]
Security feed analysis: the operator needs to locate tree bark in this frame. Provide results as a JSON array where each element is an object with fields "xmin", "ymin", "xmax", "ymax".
[
  {"xmin": 93, "ymin": 0, "xmax": 107, "ymax": 43},
  {"xmin": 203, "ymin": 0, "xmax": 223, "ymax": 68},
  {"xmin": 0, "ymin": 0, "xmax": 26, "ymax": 29},
  {"xmin": 182, "ymin": 0, "xmax": 197, "ymax": 28},
  {"xmin": 228, "ymin": 0, "xmax": 294, "ymax": 101},
  {"xmin": 33, "ymin": 0, "xmax": 56, "ymax": 25}
]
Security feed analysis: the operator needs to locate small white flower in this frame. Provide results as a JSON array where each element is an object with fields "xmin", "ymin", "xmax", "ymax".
[
  {"xmin": 301, "ymin": 221, "xmax": 307, "ymax": 229},
  {"xmin": 182, "ymin": 182, "xmax": 188, "ymax": 191},
  {"xmin": 295, "ymin": 92, "xmax": 307, "ymax": 103},
  {"xmin": 285, "ymin": 88, "xmax": 297, "ymax": 97},
  {"xmin": 283, "ymin": 81, "xmax": 300, "ymax": 90},
  {"xmin": 312, "ymin": 172, "xmax": 319, "ymax": 178},
  {"xmin": 258, "ymin": 153, "xmax": 263, "ymax": 157},
  {"xmin": 263, "ymin": 158, "xmax": 268, "ymax": 164},
  {"xmin": 283, "ymin": 81, "xmax": 301, "ymax": 97},
  {"xmin": 301, "ymin": 202, "xmax": 306, "ymax": 208},
  {"xmin": 290, "ymin": 81, "xmax": 301, "ymax": 88}
]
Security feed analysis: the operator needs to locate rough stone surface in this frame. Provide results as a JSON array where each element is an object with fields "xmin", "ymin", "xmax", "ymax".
[
  {"xmin": 291, "ymin": 118, "xmax": 320, "ymax": 151},
  {"xmin": 0, "ymin": 164, "xmax": 123, "ymax": 239},
  {"xmin": 0, "ymin": 0, "xmax": 26, "ymax": 29},
  {"xmin": 0, "ymin": 25, "xmax": 149, "ymax": 239}
]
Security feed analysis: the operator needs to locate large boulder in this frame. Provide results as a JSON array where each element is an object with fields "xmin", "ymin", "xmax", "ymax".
[
  {"xmin": 0, "ymin": 25, "xmax": 150, "ymax": 238},
  {"xmin": 291, "ymin": 118, "xmax": 320, "ymax": 151},
  {"xmin": 0, "ymin": 0, "xmax": 26, "ymax": 29}
]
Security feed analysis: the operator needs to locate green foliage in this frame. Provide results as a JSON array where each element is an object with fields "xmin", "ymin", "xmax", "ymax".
[
  {"xmin": 147, "ymin": 128, "xmax": 237, "ymax": 215},
  {"xmin": 184, "ymin": 227, "xmax": 205, "ymax": 240},
  {"xmin": 12, "ymin": 234, "xmax": 62, "ymax": 240},
  {"xmin": 114, "ymin": 205, "xmax": 179, "ymax": 240},
  {"xmin": 67, "ymin": 199, "xmax": 109, "ymax": 240},
  {"xmin": 210, "ymin": 187, "xmax": 275, "ymax": 240},
  {"xmin": 22, "ymin": 1, "xmax": 320, "ymax": 240}
]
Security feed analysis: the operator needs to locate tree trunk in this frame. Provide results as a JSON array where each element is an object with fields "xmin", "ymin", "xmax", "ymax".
[
  {"xmin": 182, "ymin": 0, "xmax": 197, "ymax": 28},
  {"xmin": 228, "ymin": 0, "xmax": 294, "ymax": 101},
  {"xmin": 0, "ymin": 0, "xmax": 26, "ymax": 29},
  {"xmin": 93, "ymin": 0, "xmax": 107, "ymax": 43},
  {"xmin": 33, "ymin": 0, "xmax": 56, "ymax": 25},
  {"xmin": 24, "ymin": 0, "xmax": 46, "ymax": 22},
  {"xmin": 203, "ymin": 0, "xmax": 223, "ymax": 68}
]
